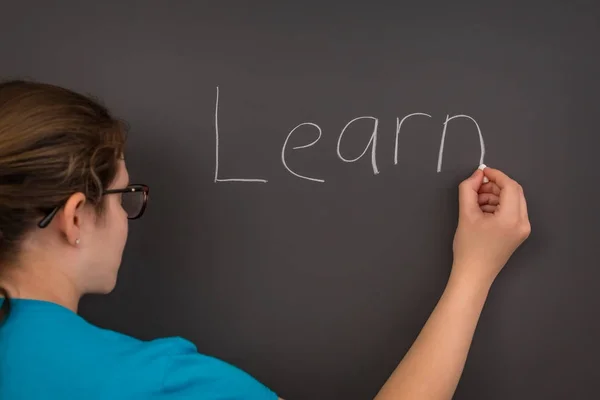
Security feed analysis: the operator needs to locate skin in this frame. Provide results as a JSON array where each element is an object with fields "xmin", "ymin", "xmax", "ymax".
[
  {"xmin": 0, "ymin": 161, "xmax": 529, "ymax": 400},
  {"xmin": 0, "ymin": 159, "xmax": 130, "ymax": 312},
  {"xmin": 374, "ymin": 166, "xmax": 531, "ymax": 399}
]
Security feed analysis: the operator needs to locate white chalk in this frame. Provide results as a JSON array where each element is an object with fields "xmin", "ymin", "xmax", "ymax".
[{"xmin": 479, "ymin": 164, "xmax": 489, "ymax": 183}]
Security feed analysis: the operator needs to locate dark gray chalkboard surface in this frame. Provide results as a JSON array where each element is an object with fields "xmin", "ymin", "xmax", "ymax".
[{"xmin": 1, "ymin": 1, "xmax": 599, "ymax": 398}]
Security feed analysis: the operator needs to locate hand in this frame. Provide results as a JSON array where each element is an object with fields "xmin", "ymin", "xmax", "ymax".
[{"xmin": 451, "ymin": 166, "xmax": 531, "ymax": 286}]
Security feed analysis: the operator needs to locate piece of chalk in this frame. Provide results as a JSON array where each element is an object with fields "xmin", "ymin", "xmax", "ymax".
[{"xmin": 479, "ymin": 164, "xmax": 489, "ymax": 183}]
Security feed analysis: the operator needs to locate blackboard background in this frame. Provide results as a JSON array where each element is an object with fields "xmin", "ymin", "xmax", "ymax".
[{"xmin": 1, "ymin": 1, "xmax": 599, "ymax": 398}]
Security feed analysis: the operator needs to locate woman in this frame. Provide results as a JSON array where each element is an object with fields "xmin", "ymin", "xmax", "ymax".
[{"xmin": 0, "ymin": 80, "xmax": 530, "ymax": 399}]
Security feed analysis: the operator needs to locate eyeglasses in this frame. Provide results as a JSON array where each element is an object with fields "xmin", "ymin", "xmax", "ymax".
[{"xmin": 38, "ymin": 184, "xmax": 149, "ymax": 229}]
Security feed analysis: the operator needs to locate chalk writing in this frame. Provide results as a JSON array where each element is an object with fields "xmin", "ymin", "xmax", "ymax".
[
  {"xmin": 336, "ymin": 116, "xmax": 380, "ymax": 175},
  {"xmin": 214, "ymin": 86, "xmax": 268, "ymax": 183},
  {"xmin": 282, "ymin": 122, "xmax": 325, "ymax": 183},
  {"xmin": 437, "ymin": 114, "xmax": 485, "ymax": 173},
  {"xmin": 395, "ymin": 113, "xmax": 432, "ymax": 165},
  {"xmin": 214, "ymin": 87, "xmax": 485, "ymax": 183}
]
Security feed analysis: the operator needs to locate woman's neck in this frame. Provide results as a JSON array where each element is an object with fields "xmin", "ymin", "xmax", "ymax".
[{"xmin": 0, "ymin": 262, "xmax": 81, "ymax": 313}]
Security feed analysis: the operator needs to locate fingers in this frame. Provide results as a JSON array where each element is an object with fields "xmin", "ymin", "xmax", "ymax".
[
  {"xmin": 459, "ymin": 166, "xmax": 527, "ymax": 221},
  {"xmin": 478, "ymin": 192, "xmax": 499, "ymax": 206},
  {"xmin": 482, "ymin": 167, "xmax": 521, "ymax": 216},
  {"xmin": 458, "ymin": 169, "xmax": 485, "ymax": 216},
  {"xmin": 478, "ymin": 180, "xmax": 500, "ymax": 213},
  {"xmin": 479, "ymin": 182, "xmax": 501, "ymax": 196},
  {"xmin": 482, "ymin": 167, "xmax": 514, "ymax": 190},
  {"xmin": 480, "ymin": 204, "xmax": 497, "ymax": 213},
  {"xmin": 479, "ymin": 192, "xmax": 499, "ymax": 213}
]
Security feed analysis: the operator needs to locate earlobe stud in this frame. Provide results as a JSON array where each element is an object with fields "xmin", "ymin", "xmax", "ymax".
[{"xmin": 75, "ymin": 238, "xmax": 80, "ymax": 245}]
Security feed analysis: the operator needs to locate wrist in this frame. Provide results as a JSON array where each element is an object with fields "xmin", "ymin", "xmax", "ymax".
[{"xmin": 448, "ymin": 263, "xmax": 495, "ymax": 295}]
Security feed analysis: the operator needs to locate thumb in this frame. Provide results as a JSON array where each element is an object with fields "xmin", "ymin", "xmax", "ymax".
[{"xmin": 458, "ymin": 168, "xmax": 484, "ymax": 216}]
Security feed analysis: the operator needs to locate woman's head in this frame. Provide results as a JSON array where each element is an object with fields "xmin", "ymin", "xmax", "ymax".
[{"xmin": 0, "ymin": 80, "xmax": 143, "ymax": 305}]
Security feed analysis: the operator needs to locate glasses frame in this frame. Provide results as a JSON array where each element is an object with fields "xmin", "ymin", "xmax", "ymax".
[{"xmin": 38, "ymin": 184, "xmax": 149, "ymax": 229}]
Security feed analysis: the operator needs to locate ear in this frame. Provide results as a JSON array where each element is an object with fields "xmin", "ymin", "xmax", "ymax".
[{"xmin": 55, "ymin": 192, "xmax": 88, "ymax": 247}]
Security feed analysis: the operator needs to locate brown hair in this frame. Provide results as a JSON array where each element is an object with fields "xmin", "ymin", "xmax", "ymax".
[{"xmin": 0, "ymin": 79, "xmax": 126, "ymax": 321}]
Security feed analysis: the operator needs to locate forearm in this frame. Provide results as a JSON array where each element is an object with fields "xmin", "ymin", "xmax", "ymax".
[{"xmin": 374, "ymin": 265, "xmax": 492, "ymax": 400}]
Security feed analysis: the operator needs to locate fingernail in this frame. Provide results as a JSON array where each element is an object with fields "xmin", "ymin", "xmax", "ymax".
[{"xmin": 478, "ymin": 164, "xmax": 489, "ymax": 183}]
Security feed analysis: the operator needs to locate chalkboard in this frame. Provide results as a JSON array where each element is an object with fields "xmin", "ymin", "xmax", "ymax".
[{"xmin": 2, "ymin": 1, "xmax": 599, "ymax": 399}]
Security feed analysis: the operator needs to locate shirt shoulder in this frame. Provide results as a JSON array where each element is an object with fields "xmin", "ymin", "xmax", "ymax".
[
  {"xmin": 156, "ymin": 337, "xmax": 278, "ymax": 400},
  {"xmin": 0, "ymin": 299, "xmax": 277, "ymax": 399},
  {"xmin": 108, "ymin": 335, "xmax": 278, "ymax": 399}
]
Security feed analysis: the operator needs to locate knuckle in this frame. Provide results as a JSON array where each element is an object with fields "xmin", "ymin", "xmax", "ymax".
[{"xmin": 520, "ymin": 221, "xmax": 532, "ymax": 238}]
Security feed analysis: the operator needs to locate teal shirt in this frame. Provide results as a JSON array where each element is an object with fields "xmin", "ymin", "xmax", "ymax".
[{"xmin": 0, "ymin": 298, "xmax": 278, "ymax": 399}]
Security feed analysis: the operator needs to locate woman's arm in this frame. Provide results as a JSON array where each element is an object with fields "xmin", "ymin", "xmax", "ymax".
[
  {"xmin": 374, "ymin": 166, "xmax": 531, "ymax": 400},
  {"xmin": 374, "ymin": 266, "xmax": 492, "ymax": 400}
]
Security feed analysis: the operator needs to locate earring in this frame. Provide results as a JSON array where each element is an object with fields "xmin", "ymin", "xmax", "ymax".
[{"xmin": 75, "ymin": 238, "xmax": 80, "ymax": 245}]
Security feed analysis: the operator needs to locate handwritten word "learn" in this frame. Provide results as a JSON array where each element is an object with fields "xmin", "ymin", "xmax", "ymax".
[{"xmin": 214, "ymin": 87, "xmax": 485, "ymax": 183}]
